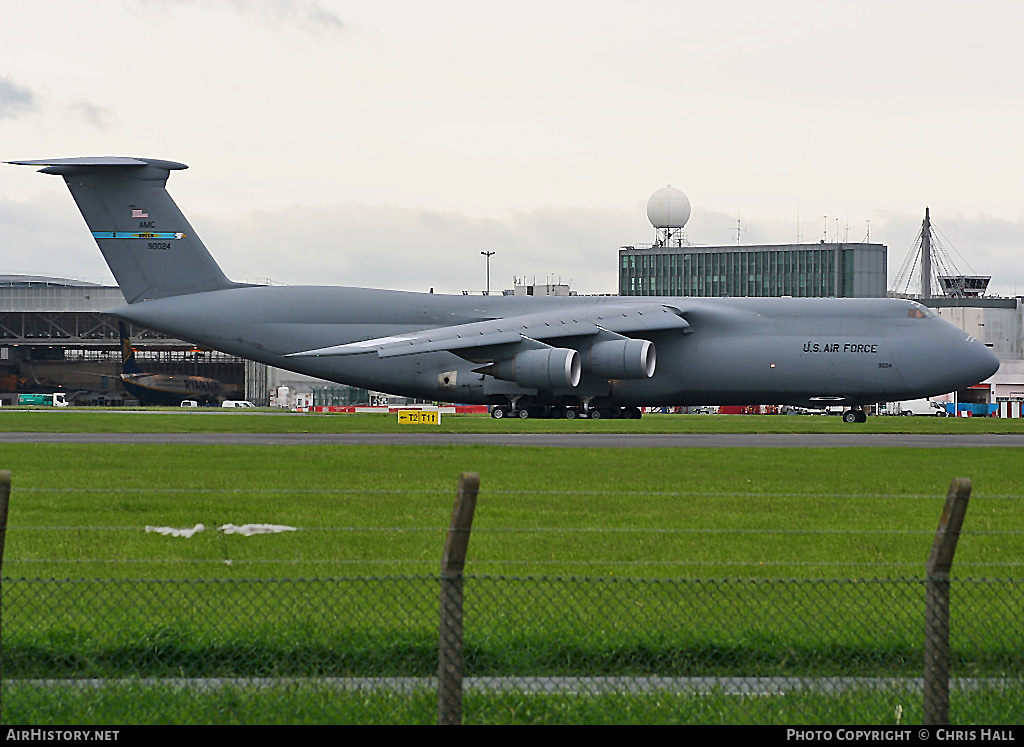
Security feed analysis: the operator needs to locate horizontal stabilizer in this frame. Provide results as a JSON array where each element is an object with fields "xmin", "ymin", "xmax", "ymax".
[{"xmin": 8, "ymin": 157, "xmax": 187, "ymax": 170}]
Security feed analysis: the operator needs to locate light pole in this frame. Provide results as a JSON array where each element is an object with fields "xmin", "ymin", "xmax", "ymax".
[{"xmin": 481, "ymin": 251, "xmax": 495, "ymax": 295}]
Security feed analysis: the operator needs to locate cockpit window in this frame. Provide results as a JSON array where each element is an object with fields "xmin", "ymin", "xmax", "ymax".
[{"xmin": 907, "ymin": 305, "xmax": 933, "ymax": 319}]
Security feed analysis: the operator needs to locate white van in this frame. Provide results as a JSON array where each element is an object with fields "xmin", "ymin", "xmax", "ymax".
[
  {"xmin": 221, "ymin": 400, "xmax": 256, "ymax": 408},
  {"xmin": 180, "ymin": 400, "xmax": 199, "ymax": 407},
  {"xmin": 888, "ymin": 399, "xmax": 947, "ymax": 416}
]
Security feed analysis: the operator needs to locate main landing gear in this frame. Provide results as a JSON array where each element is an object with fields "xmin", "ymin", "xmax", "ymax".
[
  {"xmin": 842, "ymin": 408, "xmax": 867, "ymax": 423},
  {"xmin": 490, "ymin": 405, "xmax": 643, "ymax": 420}
]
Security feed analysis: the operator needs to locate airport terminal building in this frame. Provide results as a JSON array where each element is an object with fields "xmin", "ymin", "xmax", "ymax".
[
  {"xmin": 618, "ymin": 241, "xmax": 887, "ymax": 298},
  {"xmin": 620, "ymin": 186, "xmax": 887, "ymax": 299}
]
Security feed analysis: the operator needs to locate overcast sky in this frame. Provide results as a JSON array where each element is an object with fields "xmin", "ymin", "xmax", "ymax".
[{"xmin": 2, "ymin": 0, "xmax": 1023, "ymax": 296}]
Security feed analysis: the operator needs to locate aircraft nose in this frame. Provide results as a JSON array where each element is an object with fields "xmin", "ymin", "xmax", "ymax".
[
  {"xmin": 962, "ymin": 336, "xmax": 1000, "ymax": 384},
  {"xmin": 939, "ymin": 327, "xmax": 1000, "ymax": 391},
  {"xmin": 897, "ymin": 323, "xmax": 1000, "ymax": 395}
]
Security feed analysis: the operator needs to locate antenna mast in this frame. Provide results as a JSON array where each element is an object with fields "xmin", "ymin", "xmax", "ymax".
[{"xmin": 921, "ymin": 208, "xmax": 932, "ymax": 299}]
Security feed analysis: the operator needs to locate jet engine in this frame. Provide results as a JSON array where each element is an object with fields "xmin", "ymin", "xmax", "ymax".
[
  {"xmin": 585, "ymin": 339, "xmax": 656, "ymax": 379},
  {"xmin": 490, "ymin": 348, "xmax": 581, "ymax": 389}
]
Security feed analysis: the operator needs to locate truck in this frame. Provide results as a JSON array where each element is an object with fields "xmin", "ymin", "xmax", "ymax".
[
  {"xmin": 886, "ymin": 398, "xmax": 947, "ymax": 416},
  {"xmin": 18, "ymin": 392, "xmax": 68, "ymax": 407}
]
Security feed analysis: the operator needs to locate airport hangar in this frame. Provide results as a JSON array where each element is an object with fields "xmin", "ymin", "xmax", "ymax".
[
  {"xmin": 0, "ymin": 275, "xmax": 252, "ymax": 406},
  {"xmin": 2, "ymin": 187, "xmax": 1021, "ymax": 409}
]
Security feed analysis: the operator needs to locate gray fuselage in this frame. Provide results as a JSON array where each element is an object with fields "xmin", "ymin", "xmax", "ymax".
[{"xmin": 110, "ymin": 287, "xmax": 999, "ymax": 409}]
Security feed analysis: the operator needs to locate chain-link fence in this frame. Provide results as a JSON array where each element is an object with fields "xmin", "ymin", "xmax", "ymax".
[
  {"xmin": 1, "ymin": 471, "xmax": 1021, "ymax": 725},
  {"xmin": 2, "ymin": 574, "xmax": 1021, "ymax": 724}
]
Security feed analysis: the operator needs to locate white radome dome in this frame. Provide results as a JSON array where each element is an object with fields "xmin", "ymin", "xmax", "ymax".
[{"xmin": 647, "ymin": 186, "xmax": 691, "ymax": 229}]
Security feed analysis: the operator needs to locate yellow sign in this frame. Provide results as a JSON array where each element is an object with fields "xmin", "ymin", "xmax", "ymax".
[{"xmin": 398, "ymin": 409, "xmax": 440, "ymax": 425}]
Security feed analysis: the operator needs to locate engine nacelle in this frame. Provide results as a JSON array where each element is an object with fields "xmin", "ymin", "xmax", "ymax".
[
  {"xmin": 491, "ymin": 348, "xmax": 581, "ymax": 389},
  {"xmin": 586, "ymin": 339, "xmax": 656, "ymax": 379}
]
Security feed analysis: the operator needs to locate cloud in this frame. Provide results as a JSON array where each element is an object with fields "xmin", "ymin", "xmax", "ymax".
[
  {"xmin": 137, "ymin": 0, "xmax": 345, "ymax": 35},
  {"xmin": 194, "ymin": 202, "xmax": 638, "ymax": 295},
  {"xmin": 276, "ymin": 0, "xmax": 345, "ymax": 33},
  {"xmin": 0, "ymin": 76, "xmax": 38, "ymax": 120},
  {"xmin": 0, "ymin": 192, "xmax": 113, "ymax": 283},
  {"xmin": 68, "ymin": 100, "xmax": 114, "ymax": 129},
  {"xmin": 224, "ymin": 0, "xmax": 344, "ymax": 33}
]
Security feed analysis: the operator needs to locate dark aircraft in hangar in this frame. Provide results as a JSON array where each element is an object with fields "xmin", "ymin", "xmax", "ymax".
[
  {"xmin": 8, "ymin": 157, "xmax": 999, "ymax": 422},
  {"xmin": 116, "ymin": 323, "xmax": 223, "ymax": 406}
]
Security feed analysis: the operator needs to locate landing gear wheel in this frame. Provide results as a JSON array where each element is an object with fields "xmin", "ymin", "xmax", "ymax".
[
  {"xmin": 564, "ymin": 408, "xmax": 578, "ymax": 420},
  {"xmin": 589, "ymin": 408, "xmax": 602, "ymax": 420},
  {"xmin": 856, "ymin": 410, "xmax": 867, "ymax": 423},
  {"xmin": 491, "ymin": 407, "xmax": 506, "ymax": 419},
  {"xmin": 518, "ymin": 408, "xmax": 530, "ymax": 419},
  {"xmin": 842, "ymin": 409, "xmax": 866, "ymax": 423}
]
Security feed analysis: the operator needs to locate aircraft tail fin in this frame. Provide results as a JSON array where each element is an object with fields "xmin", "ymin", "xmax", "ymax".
[
  {"xmin": 118, "ymin": 322, "xmax": 143, "ymax": 375},
  {"xmin": 9, "ymin": 157, "xmax": 240, "ymax": 303}
]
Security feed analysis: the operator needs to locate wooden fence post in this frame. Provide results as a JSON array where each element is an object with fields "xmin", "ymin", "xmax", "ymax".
[
  {"xmin": 924, "ymin": 477, "xmax": 971, "ymax": 726},
  {"xmin": 438, "ymin": 472, "xmax": 479, "ymax": 726}
]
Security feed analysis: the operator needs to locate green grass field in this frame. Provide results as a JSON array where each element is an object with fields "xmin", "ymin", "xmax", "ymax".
[
  {"xmin": 3, "ymin": 441, "xmax": 1023, "ymax": 579},
  {"xmin": 2, "ymin": 411, "xmax": 1021, "ymax": 724}
]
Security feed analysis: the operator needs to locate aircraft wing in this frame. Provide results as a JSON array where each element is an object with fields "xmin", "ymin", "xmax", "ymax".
[{"xmin": 288, "ymin": 303, "xmax": 689, "ymax": 359}]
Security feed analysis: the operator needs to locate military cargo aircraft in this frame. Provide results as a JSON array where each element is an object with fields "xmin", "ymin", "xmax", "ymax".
[{"xmin": 8, "ymin": 157, "xmax": 1000, "ymax": 422}]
